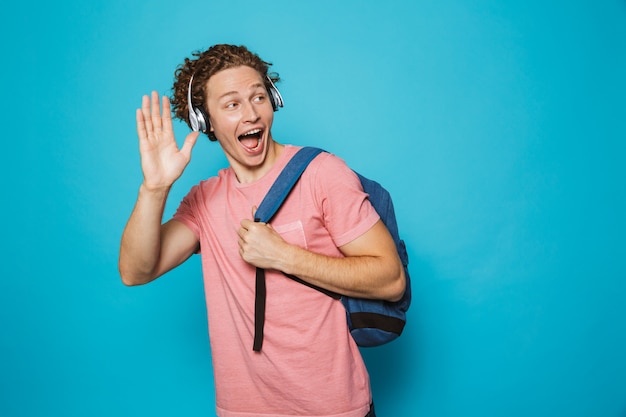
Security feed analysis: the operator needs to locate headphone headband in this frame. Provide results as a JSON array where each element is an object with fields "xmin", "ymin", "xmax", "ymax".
[{"xmin": 188, "ymin": 75, "xmax": 208, "ymax": 133}]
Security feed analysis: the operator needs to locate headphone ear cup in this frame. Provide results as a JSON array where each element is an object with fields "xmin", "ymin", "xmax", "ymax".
[
  {"xmin": 189, "ymin": 108, "xmax": 201, "ymax": 132},
  {"xmin": 196, "ymin": 105, "xmax": 218, "ymax": 141},
  {"xmin": 194, "ymin": 106, "xmax": 209, "ymax": 133},
  {"xmin": 268, "ymin": 88, "xmax": 278, "ymax": 111},
  {"xmin": 266, "ymin": 76, "xmax": 284, "ymax": 111}
]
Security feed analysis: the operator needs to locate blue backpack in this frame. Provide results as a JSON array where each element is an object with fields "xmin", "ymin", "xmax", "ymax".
[{"xmin": 252, "ymin": 147, "xmax": 411, "ymax": 351}]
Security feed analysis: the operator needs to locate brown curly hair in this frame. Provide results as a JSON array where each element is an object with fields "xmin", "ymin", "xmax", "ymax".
[{"xmin": 170, "ymin": 44, "xmax": 280, "ymax": 141}]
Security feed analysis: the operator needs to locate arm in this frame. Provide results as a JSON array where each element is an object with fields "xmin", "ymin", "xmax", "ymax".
[
  {"xmin": 119, "ymin": 191, "xmax": 199, "ymax": 286},
  {"xmin": 238, "ymin": 219, "xmax": 406, "ymax": 302},
  {"xmin": 118, "ymin": 92, "xmax": 199, "ymax": 286}
]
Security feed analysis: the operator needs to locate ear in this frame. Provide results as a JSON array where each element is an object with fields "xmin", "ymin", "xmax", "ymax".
[{"xmin": 206, "ymin": 113, "xmax": 218, "ymax": 141}]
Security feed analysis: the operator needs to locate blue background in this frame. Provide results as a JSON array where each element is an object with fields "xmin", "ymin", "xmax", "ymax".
[{"xmin": 1, "ymin": 1, "xmax": 625, "ymax": 416}]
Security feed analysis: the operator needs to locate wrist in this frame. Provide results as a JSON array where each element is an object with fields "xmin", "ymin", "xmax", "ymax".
[
  {"xmin": 277, "ymin": 243, "xmax": 305, "ymax": 276},
  {"xmin": 139, "ymin": 182, "xmax": 171, "ymax": 199}
]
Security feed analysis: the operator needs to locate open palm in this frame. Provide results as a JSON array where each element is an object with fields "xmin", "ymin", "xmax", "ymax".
[{"xmin": 136, "ymin": 91, "xmax": 199, "ymax": 191}]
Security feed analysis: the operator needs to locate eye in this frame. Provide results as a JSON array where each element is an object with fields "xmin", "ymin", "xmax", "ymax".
[
  {"xmin": 225, "ymin": 102, "xmax": 239, "ymax": 110},
  {"xmin": 253, "ymin": 94, "xmax": 266, "ymax": 103}
]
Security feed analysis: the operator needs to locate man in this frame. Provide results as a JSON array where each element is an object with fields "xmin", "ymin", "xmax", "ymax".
[{"xmin": 119, "ymin": 44, "xmax": 405, "ymax": 417}]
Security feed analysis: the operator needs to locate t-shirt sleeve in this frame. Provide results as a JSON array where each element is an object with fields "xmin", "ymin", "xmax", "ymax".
[
  {"xmin": 172, "ymin": 184, "xmax": 202, "ymax": 241},
  {"xmin": 310, "ymin": 153, "xmax": 380, "ymax": 248}
]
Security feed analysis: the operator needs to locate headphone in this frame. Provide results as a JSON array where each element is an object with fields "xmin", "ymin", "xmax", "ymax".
[{"xmin": 187, "ymin": 73, "xmax": 284, "ymax": 135}]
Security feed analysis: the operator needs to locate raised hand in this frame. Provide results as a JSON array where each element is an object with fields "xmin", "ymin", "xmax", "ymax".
[{"xmin": 136, "ymin": 91, "xmax": 199, "ymax": 191}]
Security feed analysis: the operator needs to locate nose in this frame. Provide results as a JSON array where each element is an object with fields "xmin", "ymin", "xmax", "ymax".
[{"xmin": 242, "ymin": 101, "xmax": 260, "ymax": 123}]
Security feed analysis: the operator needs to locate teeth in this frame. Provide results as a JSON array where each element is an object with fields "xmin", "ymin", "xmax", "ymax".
[{"xmin": 242, "ymin": 129, "xmax": 261, "ymax": 137}]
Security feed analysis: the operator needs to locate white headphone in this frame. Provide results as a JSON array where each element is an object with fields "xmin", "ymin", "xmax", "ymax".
[{"xmin": 187, "ymin": 73, "xmax": 284, "ymax": 134}]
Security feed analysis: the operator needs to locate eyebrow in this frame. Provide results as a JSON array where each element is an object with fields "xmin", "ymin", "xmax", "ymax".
[{"xmin": 217, "ymin": 83, "xmax": 266, "ymax": 101}]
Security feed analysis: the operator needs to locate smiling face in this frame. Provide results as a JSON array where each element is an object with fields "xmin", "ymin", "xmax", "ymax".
[{"xmin": 204, "ymin": 65, "xmax": 282, "ymax": 183}]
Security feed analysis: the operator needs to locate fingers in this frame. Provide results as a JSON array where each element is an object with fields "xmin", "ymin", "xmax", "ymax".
[
  {"xmin": 137, "ymin": 92, "xmax": 169, "ymax": 136},
  {"xmin": 136, "ymin": 108, "xmax": 147, "ymax": 141},
  {"xmin": 136, "ymin": 92, "xmax": 180, "ymax": 148},
  {"xmin": 140, "ymin": 94, "xmax": 154, "ymax": 135},
  {"xmin": 161, "ymin": 95, "xmax": 174, "ymax": 135},
  {"xmin": 237, "ymin": 219, "xmax": 261, "ymax": 243},
  {"xmin": 136, "ymin": 94, "xmax": 152, "ymax": 139},
  {"xmin": 240, "ymin": 218, "xmax": 253, "ymax": 230},
  {"xmin": 150, "ymin": 91, "xmax": 164, "ymax": 135},
  {"xmin": 238, "ymin": 220, "xmax": 272, "ymax": 247},
  {"xmin": 237, "ymin": 220, "xmax": 281, "ymax": 268}
]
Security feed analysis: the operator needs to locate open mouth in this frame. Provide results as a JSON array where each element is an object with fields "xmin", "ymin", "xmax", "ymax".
[{"xmin": 238, "ymin": 128, "xmax": 263, "ymax": 151}]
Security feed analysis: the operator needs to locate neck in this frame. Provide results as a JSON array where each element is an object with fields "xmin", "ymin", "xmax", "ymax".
[{"xmin": 230, "ymin": 140, "xmax": 284, "ymax": 184}]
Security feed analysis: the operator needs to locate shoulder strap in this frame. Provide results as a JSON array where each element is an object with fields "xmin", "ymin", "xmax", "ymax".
[
  {"xmin": 254, "ymin": 147, "xmax": 324, "ymax": 223},
  {"xmin": 252, "ymin": 146, "xmax": 324, "ymax": 352}
]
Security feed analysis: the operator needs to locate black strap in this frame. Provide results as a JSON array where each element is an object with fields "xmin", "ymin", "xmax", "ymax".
[
  {"xmin": 253, "ymin": 267, "xmax": 267, "ymax": 352},
  {"xmin": 283, "ymin": 272, "xmax": 341, "ymax": 300}
]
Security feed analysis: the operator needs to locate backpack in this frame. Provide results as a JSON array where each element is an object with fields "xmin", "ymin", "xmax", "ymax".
[{"xmin": 252, "ymin": 147, "xmax": 411, "ymax": 351}]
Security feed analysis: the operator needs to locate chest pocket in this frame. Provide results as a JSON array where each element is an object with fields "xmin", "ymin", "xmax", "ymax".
[{"xmin": 272, "ymin": 220, "xmax": 308, "ymax": 249}]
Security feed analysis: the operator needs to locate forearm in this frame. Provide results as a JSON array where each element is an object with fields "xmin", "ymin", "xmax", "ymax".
[
  {"xmin": 119, "ymin": 184, "xmax": 170, "ymax": 285},
  {"xmin": 277, "ymin": 244, "xmax": 406, "ymax": 302},
  {"xmin": 239, "ymin": 220, "xmax": 406, "ymax": 301}
]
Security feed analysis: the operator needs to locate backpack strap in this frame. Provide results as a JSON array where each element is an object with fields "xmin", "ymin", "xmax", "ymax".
[
  {"xmin": 254, "ymin": 147, "xmax": 325, "ymax": 223},
  {"xmin": 252, "ymin": 146, "xmax": 324, "ymax": 352}
]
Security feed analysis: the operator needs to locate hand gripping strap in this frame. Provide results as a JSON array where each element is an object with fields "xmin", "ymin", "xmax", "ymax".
[{"xmin": 252, "ymin": 147, "xmax": 325, "ymax": 352}]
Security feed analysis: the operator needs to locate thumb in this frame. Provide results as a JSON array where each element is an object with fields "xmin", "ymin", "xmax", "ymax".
[{"xmin": 180, "ymin": 131, "xmax": 200, "ymax": 158}]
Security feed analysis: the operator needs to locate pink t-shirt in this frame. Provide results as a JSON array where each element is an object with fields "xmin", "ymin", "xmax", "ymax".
[{"xmin": 173, "ymin": 145, "xmax": 379, "ymax": 417}]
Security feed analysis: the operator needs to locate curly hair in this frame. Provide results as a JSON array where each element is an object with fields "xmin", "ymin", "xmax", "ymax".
[{"xmin": 170, "ymin": 44, "xmax": 280, "ymax": 140}]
